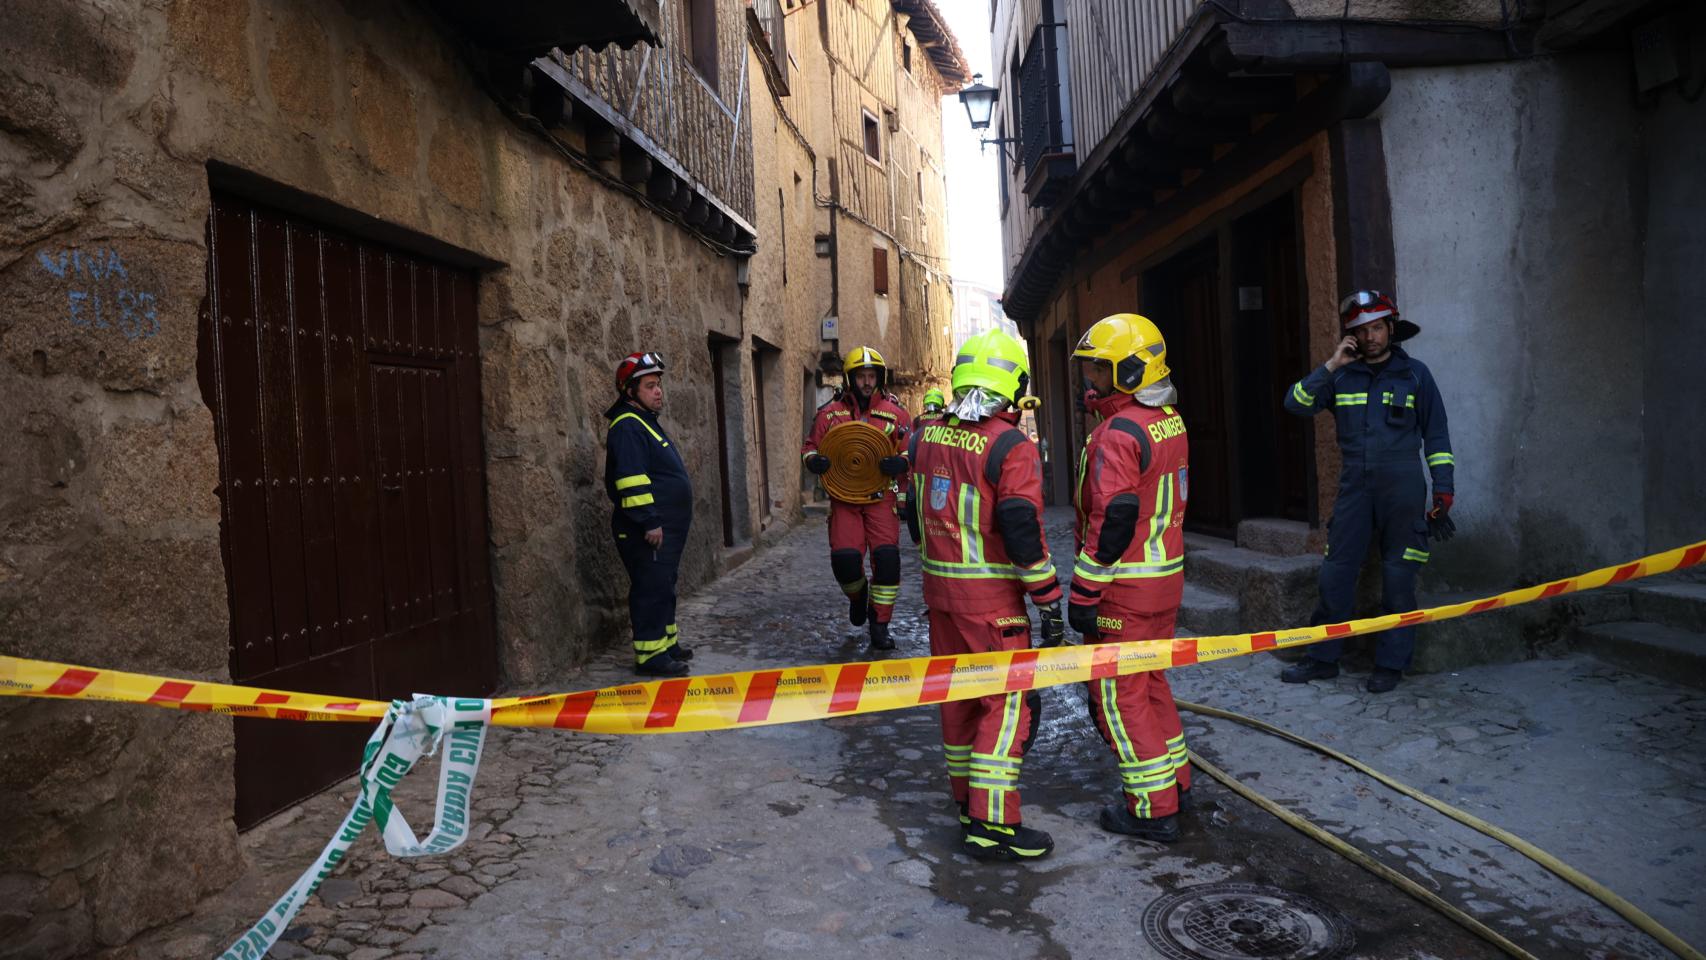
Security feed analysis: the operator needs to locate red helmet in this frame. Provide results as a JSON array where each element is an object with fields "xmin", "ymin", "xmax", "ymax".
[
  {"xmin": 1339, "ymin": 290, "xmax": 1420, "ymax": 341},
  {"xmin": 615, "ymin": 351, "xmax": 666, "ymax": 393}
]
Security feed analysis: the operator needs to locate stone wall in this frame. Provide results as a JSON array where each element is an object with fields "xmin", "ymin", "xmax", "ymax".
[
  {"xmin": 1381, "ymin": 54, "xmax": 1649, "ymax": 587},
  {"xmin": 0, "ymin": 0, "xmax": 772, "ymax": 954},
  {"xmin": 744, "ymin": 35, "xmax": 835, "ymax": 533},
  {"xmin": 1639, "ymin": 23, "xmax": 1706, "ymax": 556}
]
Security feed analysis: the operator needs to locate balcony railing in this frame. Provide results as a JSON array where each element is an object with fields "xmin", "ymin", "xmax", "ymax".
[
  {"xmin": 1019, "ymin": 20, "xmax": 1074, "ymax": 206},
  {"xmin": 753, "ymin": 0, "xmax": 789, "ymax": 94},
  {"xmin": 1019, "ymin": 20, "xmax": 1071, "ymax": 172},
  {"xmin": 428, "ymin": 0, "xmax": 661, "ymax": 55}
]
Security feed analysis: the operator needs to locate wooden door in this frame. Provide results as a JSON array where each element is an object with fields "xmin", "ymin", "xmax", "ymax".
[
  {"xmin": 203, "ymin": 196, "xmax": 498, "ymax": 828},
  {"xmin": 1229, "ymin": 193, "xmax": 1314, "ymax": 525},
  {"xmin": 1265, "ymin": 204, "xmax": 1312, "ymax": 521},
  {"xmin": 1146, "ymin": 241, "xmax": 1233, "ymax": 537}
]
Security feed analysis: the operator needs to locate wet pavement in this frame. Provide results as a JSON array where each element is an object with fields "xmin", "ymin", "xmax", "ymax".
[{"xmin": 119, "ymin": 508, "xmax": 1703, "ymax": 960}]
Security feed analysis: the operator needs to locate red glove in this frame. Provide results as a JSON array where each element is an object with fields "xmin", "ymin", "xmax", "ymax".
[{"xmin": 1430, "ymin": 493, "xmax": 1453, "ymax": 518}]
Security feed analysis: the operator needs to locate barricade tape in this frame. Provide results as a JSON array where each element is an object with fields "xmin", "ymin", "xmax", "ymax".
[
  {"xmin": 4, "ymin": 539, "xmax": 1702, "ymax": 734},
  {"xmin": 217, "ymin": 697, "xmax": 489, "ymax": 960},
  {"xmin": 1, "ymin": 539, "xmax": 1699, "ymax": 960}
]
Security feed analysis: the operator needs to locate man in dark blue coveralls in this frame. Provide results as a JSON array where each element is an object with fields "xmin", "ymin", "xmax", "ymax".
[
  {"xmin": 605, "ymin": 351, "xmax": 695, "ymax": 677},
  {"xmin": 1280, "ymin": 291, "xmax": 1456, "ymax": 693}
]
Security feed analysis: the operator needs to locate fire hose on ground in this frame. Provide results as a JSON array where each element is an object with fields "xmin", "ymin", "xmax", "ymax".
[{"xmin": 1177, "ymin": 699, "xmax": 1706, "ymax": 960}]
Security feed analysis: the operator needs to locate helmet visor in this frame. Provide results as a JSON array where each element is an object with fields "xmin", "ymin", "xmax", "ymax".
[{"xmin": 1338, "ymin": 290, "xmax": 1383, "ymax": 315}]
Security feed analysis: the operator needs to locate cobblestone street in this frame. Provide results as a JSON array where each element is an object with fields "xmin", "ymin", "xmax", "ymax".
[{"xmin": 114, "ymin": 509, "xmax": 1704, "ymax": 960}]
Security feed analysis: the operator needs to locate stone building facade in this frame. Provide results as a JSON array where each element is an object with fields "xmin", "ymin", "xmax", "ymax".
[
  {"xmin": 988, "ymin": 0, "xmax": 1705, "ymax": 588},
  {"xmin": 0, "ymin": 0, "xmax": 870, "ymax": 954},
  {"xmin": 767, "ymin": 0, "xmax": 967, "ymax": 408}
]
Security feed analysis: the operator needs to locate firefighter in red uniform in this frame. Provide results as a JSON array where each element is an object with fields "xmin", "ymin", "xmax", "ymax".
[
  {"xmin": 802, "ymin": 347, "xmax": 913, "ymax": 650},
  {"xmin": 1067, "ymin": 313, "xmax": 1193, "ymax": 843},
  {"xmin": 908, "ymin": 330, "xmax": 1065, "ymax": 861}
]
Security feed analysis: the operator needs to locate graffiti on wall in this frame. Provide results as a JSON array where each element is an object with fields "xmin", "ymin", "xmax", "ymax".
[{"xmin": 37, "ymin": 248, "xmax": 161, "ymax": 341}]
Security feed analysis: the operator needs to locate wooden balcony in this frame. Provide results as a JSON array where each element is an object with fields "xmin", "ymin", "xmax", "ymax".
[
  {"xmin": 999, "ymin": 0, "xmax": 1533, "ymax": 321},
  {"xmin": 426, "ymin": 0, "xmax": 662, "ymax": 56}
]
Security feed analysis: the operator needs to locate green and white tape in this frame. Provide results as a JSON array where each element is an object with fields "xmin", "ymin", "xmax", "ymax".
[{"xmin": 218, "ymin": 696, "xmax": 489, "ymax": 960}]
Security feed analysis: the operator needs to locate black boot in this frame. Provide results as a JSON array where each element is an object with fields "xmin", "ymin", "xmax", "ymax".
[
  {"xmin": 1099, "ymin": 805, "xmax": 1181, "ymax": 843},
  {"xmin": 1280, "ymin": 658, "xmax": 1340, "ymax": 683},
  {"xmin": 869, "ymin": 619, "xmax": 895, "ymax": 651},
  {"xmin": 962, "ymin": 818, "xmax": 1054, "ymax": 861},
  {"xmin": 665, "ymin": 644, "xmax": 692, "ymax": 662},
  {"xmin": 635, "ymin": 652, "xmax": 689, "ymax": 677},
  {"xmin": 849, "ymin": 590, "xmax": 869, "ymax": 627},
  {"xmin": 1366, "ymin": 667, "xmax": 1402, "ymax": 693}
]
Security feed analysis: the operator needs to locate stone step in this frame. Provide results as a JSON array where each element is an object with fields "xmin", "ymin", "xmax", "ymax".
[
  {"xmin": 1567, "ymin": 620, "xmax": 1706, "ymax": 689},
  {"xmin": 1178, "ymin": 583, "xmax": 1240, "ymax": 637},
  {"xmin": 1183, "ymin": 542, "xmax": 1320, "ymax": 634},
  {"xmin": 1406, "ymin": 585, "xmax": 1634, "ymax": 674},
  {"xmin": 1631, "ymin": 582, "xmax": 1706, "ymax": 634},
  {"xmin": 1183, "ymin": 531, "xmax": 1235, "ymax": 554},
  {"xmin": 1235, "ymin": 517, "xmax": 1314, "ymax": 556}
]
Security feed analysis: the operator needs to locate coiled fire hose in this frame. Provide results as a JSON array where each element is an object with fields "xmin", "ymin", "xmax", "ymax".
[
  {"xmin": 817, "ymin": 420, "xmax": 896, "ymax": 502},
  {"xmin": 1177, "ymin": 699, "xmax": 1705, "ymax": 960}
]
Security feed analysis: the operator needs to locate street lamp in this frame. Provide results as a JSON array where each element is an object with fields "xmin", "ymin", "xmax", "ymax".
[
  {"xmin": 957, "ymin": 74, "xmax": 1018, "ymax": 162},
  {"xmin": 958, "ymin": 74, "xmax": 998, "ymax": 130}
]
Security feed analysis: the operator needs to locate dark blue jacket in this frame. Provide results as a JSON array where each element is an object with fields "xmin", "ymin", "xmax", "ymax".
[
  {"xmin": 604, "ymin": 400, "xmax": 693, "ymax": 535},
  {"xmin": 1284, "ymin": 345, "xmax": 1454, "ymax": 494}
]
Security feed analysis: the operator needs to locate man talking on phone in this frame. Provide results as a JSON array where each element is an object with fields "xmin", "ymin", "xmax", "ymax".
[{"xmin": 1280, "ymin": 291, "xmax": 1456, "ymax": 693}]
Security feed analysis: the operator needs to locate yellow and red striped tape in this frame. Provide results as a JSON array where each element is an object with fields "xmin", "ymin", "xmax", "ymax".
[{"xmin": 5, "ymin": 540, "xmax": 1702, "ymax": 734}]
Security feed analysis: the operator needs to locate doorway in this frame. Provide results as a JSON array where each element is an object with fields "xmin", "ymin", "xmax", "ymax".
[
  {"xmin": 1229, "ymin": 194, "xmax": 1312, "ymax": 523},
  {"xmin": 1140, "ymin": 190, "xmax": 1313, "ymax": 539},
  {"xmin": 707, "ymin": 334, "xmax": 750, "ymax": 547},
  {"xmin": 751, "ymin": 340, "xmax": 781, "ymax": 526},
  {"xmin": 1144, "ymin": 238, "xmax": 1233, "ymax": 537},
  {"xmin": 1045, "ymin": 333, "xmax": 1073, "ymax": 506},
  {"xmin": 202, "ymin": 195, "xmax": 498, "ymax": 828}
]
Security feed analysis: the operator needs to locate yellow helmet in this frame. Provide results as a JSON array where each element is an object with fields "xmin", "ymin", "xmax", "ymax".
[
  {"xmin": 952, "ymin": 330, "xmax": 1031, "ymax": 405},
  {"xmin": 922, "ymin": 388, "xmax": 946, "ymax": 412},
  {"xmin": 1073, "ymin": 313, "xmax": 1169, "ymax": 394},
  {"xmin": 843, "ymin": 345, "xmax": 887, "ymax": 388}
]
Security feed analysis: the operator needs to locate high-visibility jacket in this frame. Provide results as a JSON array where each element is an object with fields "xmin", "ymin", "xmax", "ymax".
[
  {"xmin": 1284, "ymin": 345, "xmax": 1454, "ymax": 494},
  {"xmin": 1071, "ymin": 392, "xmax": 1188, "ymax": 612},
  {"xmin": 801, "ymin": 390, "xmax": 913, "ymax": 470},
  {"xmin": 909, "ymin": 411, "xmax": 1062, "ymax": 614},
  {"xmin": 603, "ymin": 399, "xmax": 692, "ymax": 538}
]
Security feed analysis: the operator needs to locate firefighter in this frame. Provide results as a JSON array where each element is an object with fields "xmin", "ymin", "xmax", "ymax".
[
  {"xmin": 918, "ymin": 387, "xmax": 947, "ymax": 424},
  {"xmin": 1281, "ymin": 290, "xmax": 1455, "ymax": 694},
  {"xmin": 1067, "ymin": 313, "xmax": 1193, "ymax": 844},
  {"xmin": 604, "ymin": 351, "xmax": 694, "ymax": 678},
  {"xmin": 909, "ymin": 330, "xmax": 1065, "ymax": 861},
  {"xmin": 802, "ymin": 347, "xmax": 913, "ymax": 650}
]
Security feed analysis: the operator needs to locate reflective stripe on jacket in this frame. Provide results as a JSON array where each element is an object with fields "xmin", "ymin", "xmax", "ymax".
[
  {"xmin": 912, "ymin": 413, "xmax": 1059, "ymax": 614},
  {"xmin": 1284, "ymin": 345, "xmax": 1454, "ymax": 493},
  {"xmin": 1072, "ymin": 392, "xmax": 1188, "ymax": 610},
  {"xmin": 604, "ymin": 399, "xmax": 692, "ymax": 534}
]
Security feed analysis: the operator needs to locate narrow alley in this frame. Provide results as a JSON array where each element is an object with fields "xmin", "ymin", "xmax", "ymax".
[{"xmin": 119, "ymin": 509, "xmax": 1705, "ymax": 960}]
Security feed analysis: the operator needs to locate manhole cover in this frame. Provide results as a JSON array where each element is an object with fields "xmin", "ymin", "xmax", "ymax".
[{"xmin": 1142, "ymin": 882, "xmax": 1355, "ymax": 960}]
